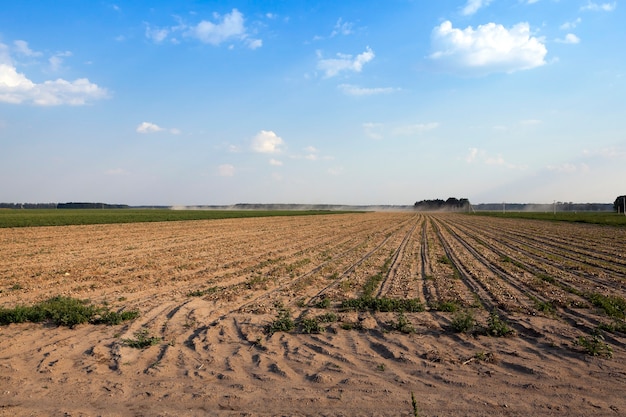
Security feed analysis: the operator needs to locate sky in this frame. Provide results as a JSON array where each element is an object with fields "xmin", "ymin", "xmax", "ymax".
[{"xmin": 1, "ymin": 0, "xmax": 624, "ymax": 206}]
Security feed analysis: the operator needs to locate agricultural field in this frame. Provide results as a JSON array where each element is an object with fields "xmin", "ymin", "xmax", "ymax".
[
  {"xmin": 1, "ymin": 212, "xmax": 625, "ymax": 416},
  {"xmin": 0, "ymin": 208, "xmax": 354, "ymax": 228}
]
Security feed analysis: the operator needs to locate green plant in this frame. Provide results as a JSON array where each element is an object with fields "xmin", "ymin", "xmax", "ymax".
[
  {"xmin": 432, "ymin": 301, "xmax": 459, "ymax": 312},
  {"xmin": 450, "ymin": 310, "xmax": 476, "ymax": 333},
  {"xmin": 122, "ymin": 329, "xmax": 161, "ymax": 349},
  {"xmin": 317, "ymin": 312, "xmax": 338, "ymax": 323},
  {"xmin": 265, "ymin": 309, "xmax": 295, "ymax": 335},
  {"xmin": 487, "ymin": 310, "xmax": 513, "ymax": 337},
  {"xmin": 391, "ymin": 312, "xmax": 415, "ymax": 334},
  {"xmin": 300, "ymin": 318, "xmax": 324, "ymax": 334},
  {"xmin": 315, "ymin": 297, "xmax": 331, "ymax": 309},
  {"xmin": 411, "ymin": 392, "xmax": 420, "ymax": 417},
  {"xmin": 341, "ymin": 297, "xmax": 424, "ymax": 313},
  {"xmin": 0, "ymin": 296, "xmax": 139, "ymax": 328},
  {"xmin": 576, "ymin": 331, "xmax": 612, "ymax": 358}
]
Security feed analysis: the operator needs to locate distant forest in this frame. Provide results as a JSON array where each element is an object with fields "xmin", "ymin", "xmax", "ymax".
[
  {"xmin": 0, "ymin": 202, "xmax": 130, "ymax": 209},
  {"xmin": 414, "ymin": 198, "xmax": 470, "ymax": 211}
]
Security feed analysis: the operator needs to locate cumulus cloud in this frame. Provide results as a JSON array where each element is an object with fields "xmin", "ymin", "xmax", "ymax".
[
  {"xmin": 269, "ymin": 158, "xmax": 283, "ymax": 166},
  {"xmin": 581, "ymin": 1, "xmax": 617, "ymax": 11},
  {"xmin": 555, "ymin": 33, "xmax": 581, "ymax": 44},
  {"xmin": 251, "ymin": 130, "xmax": 285, "ymax": 153},
  {"xmin": 145, "ymin": 9, "xmax": 261, "ymax": 49},
  {"xmin": 136, "ymin": 122, "xmax": 181, "ymax": 134},
  {"xmin": 0, "ymin": 41, "xmax": 107, "ymax": 106},
  {"xmin": 187, "ymin": 9, "xmax": 246, "ymax": 45},
  {"xmin": 317, "ymin": 46, "xmax": 374, "ymax": 78},
  {"xmin": 136, "ymin": 122, "xmax": 164, "ymax": 133},
  {"xmin": 430, "ymin": 21, "xmax": 547, "ymax": 75},
  {"xmin": 461, "ymin": 0, "xmax": 494, "ymax": 16},
  {"xmin": 338, "ymin": 84, "xmax": 398, "ymax": 96},
  {"xmin": 218, "ymin": 164, "xmax": 235, "ymax": 177},
  {"xmin": 0, "ymin": 64, "xmax": 108, "ymax": 106}
]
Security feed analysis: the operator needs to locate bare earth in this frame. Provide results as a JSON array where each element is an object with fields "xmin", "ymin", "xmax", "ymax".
[{"xmin": 1, "ymin": 212, "xmax": 625, "ymax": 416}]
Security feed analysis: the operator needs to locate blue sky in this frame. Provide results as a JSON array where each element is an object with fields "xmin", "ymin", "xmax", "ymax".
[{"xmin": 1, "ymin": 0, "xmax": 624, "ymax": 205}]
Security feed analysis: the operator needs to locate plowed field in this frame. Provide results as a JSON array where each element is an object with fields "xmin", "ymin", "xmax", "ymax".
[{"xmin": 1, "ymin": 212, "xmax": 625, "ymax": 416}]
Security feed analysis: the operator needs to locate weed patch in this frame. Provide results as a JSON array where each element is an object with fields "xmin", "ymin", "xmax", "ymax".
[
  {"xmin": 123, "ymin": 329, "xmax": 162, "ymax": 349},
  {"xmin": 575, "ymin": 331, "xmax": 612, "ymax": 358},
  {"xmin": 265, "ymin": 309, "xmax": 295, "ymax": 335},
  {"xmin": 0, "ymin": 296, "xmax": 139, "ymax": 328}
]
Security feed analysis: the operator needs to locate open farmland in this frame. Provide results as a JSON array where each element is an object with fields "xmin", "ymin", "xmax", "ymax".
[{"xmin": 1, "ymin": 212, "xmax": 626, "ymax": 416}]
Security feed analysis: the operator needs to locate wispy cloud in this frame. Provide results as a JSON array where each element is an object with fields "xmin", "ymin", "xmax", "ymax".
[
  {"xmin": 363, "ymin": 122, "xmax": 384, "ymax": 140},
  {"xmin": 465, "ymin": 147, "xmax": 527, "ymax": 170},
  {"xmin": 546, "ymin": 163, "xmax": 590, "ymax": 174},
  {"xmin": 338, "ymin": 84, "xmax": 398, "ymax": 96},
  {"xmin": 560, "ymin": 18, "xmax": 582, "ymax": 30},
  {"xmin": 330, "ymin": 18, "xmax": 354, "ymax": 37},
  {"xmin": 461, "ymin": 0, "xmax": 494, "ymax": 16},
  {"xmin": 363, "ymin": 122, "xmax": 439, "ymax": 139},
  {"xmin": 13, "ymin": 40, "xmax": 42, "ymax": 57},
  {"xmin": 391, "ymin": 123, "xmax": 439, "ymax": 135},
  {"xmin": 581, "ymin": 1, "xmax": 617, "ymax": 12},
  {"xmin": 430, "ymin": 21, "xmax": 547, "ymax": 75},
  {"xmin": 218, "ymin": 164, "xmax": 235, "ymax": 177},
  {"xmin": 317, "ymin": 46, "xmax": 374, "ymax": 78}
]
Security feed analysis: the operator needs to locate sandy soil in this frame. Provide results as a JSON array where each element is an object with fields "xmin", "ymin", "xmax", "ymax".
[{"xmin": 1, "ymin": 212, "xmax": 625, "ymax": 416}]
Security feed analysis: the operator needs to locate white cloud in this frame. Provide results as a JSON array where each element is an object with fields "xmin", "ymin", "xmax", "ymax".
[
  {"xmin": 338, "ymin": 84, "xmax": 398, "ymax": 96},
  {"xmin": 465, "ymin": 147, "xmax": 526, "ymax": 169},
  {"xmin": 218, "ymin": 164, "xmax": 235, "ymax": 177},
  {"xmin": 330, "ymin": 18, "xmax": 354, "ymax": 37},
  {"xmin": 145, "ymin": 25, "xmax": 170, "ymax": 43},
  {"xmin": 246, "ymin": 39, "xmax": 263, "ymax": 49},
  {"xmin": 547, "ymin": 163, "xmax": 590, "ymax": 173},
  {"xmin": 520, "ymin": 119, "xmax": 542, "ymax": 125},
  {"xmin": 317, "ymin": 46, "xmax": 374, "ymax": 78},
  {"xmin": 560, "ymin": 18, "xmax": 582, "ymax": 30},
  {"xmin": 363, "ymin": 122, "xmax": 384, "ymax": 140},
  {"xmin": 392, "ymin": 122, "xmax": 439, "ymax": 135},
  {"xmin": 13, "ymin": 40, "xmax": 42, "ymax": 57},
  {"xmin": 461, "ymin": 0, "xmax": 494, "ymax": 16},
  {"xmin": 251, "ymin": 130, "xmax": 285, "ymax": 153},
  {"xmin": 136, "ymin": 122, "xmax": 164, "ymax": 133},
  {"xmin": 583, "ymin": 147, "xmax": 626, "ymax": 159},
  {"xmin": 186, "ymin": 9, "xmax": 256, "ymax": 47},
  {"xmin": 269, "ymin": 158, "xmax": 283, "ymax": 166},
  {"xmin": 556, "ymin": 33, "xmax": 580, "ymax": 44},
  {"xmin": 145, "ymin": 9, "xmax": 261, "ymax": 49},
  {"xmin": 0, "ymin": 62, "xmax": 108, "ymax": 106},
  {"xmin": 466, "ymin": 147, "xmax": 479, "ymax": 163},
  {"xmin": 430, "ymin": 21, "xmax": 547, "ymax": 75},
  {"xmin": 581, "ymin": 2, "xmax": 617, "ymax": 11},
  {"xmin": 136, "ymin": 122, "xmax": 181, "ymax": 134},
  {"xmin": 49, "ymin": 51, "xmax": 71, "ymax": 72},
  {"xmin": 304, "ymin": 146, "xmax": 318, "ymax": 153}
]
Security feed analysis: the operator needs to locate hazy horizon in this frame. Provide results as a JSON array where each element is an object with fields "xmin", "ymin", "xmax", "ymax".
[{"xmin": 1, "ymin": 1, "xmax": 624, "ymax": 206}]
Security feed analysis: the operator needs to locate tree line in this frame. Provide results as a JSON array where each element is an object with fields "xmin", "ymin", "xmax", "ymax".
[{"xmin": 414, "ymin": 198, "xmax": 470, "ymax": 211}]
